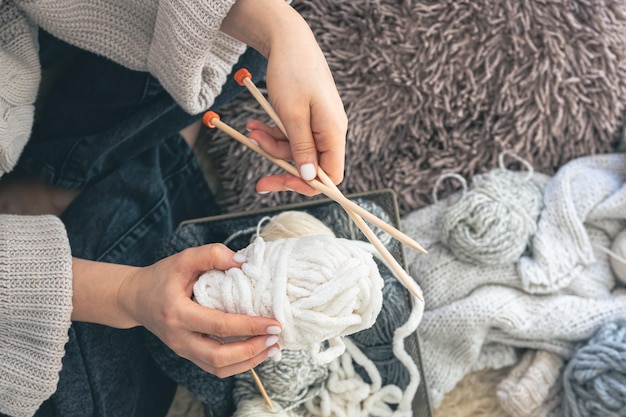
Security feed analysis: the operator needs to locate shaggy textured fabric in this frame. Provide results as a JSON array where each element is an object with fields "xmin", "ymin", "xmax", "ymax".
[
  {"xmin": 204, "ymin": 0, "xmax": 626, "ymax": 216},
  {"xmin": 433, "ymin": 366, "xmax": 512, "ymax": 417}
]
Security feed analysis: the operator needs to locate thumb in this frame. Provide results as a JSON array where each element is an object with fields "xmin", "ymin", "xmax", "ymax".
[
  {"xmin": 177, "ymin": 243, "xmax": 241, "ymax": 275},
  {"xmin": 283, "ymin": 109, "xmax": 319, "ymax": 181}
]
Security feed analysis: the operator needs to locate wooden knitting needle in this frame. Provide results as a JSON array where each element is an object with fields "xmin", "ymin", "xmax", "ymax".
[
  {"xmin": 232, "ymin": 70, "xmax": 423, "ymax": 298},
  {"xmin": 250, "ymin": 368, "xmax": 273, "ymax": 410},
  {"xmin": 232, "ymin": 69, "xmax": 427, "ymax": 256},
  {"xmin": 202, "ymin": 112, "xmax": 424, "ymax": 302}
]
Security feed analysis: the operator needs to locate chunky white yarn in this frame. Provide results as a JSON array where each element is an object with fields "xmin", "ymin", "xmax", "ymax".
[
  {"xmin": 224, "ymin": 210, "xmax": 423, "ymax": 417},
  {"xmin": 259, "ymin": 212, "xmax": 336, "ymax": 241},
  {"xmin": 194, "ymin": 234, "xmax": 384, "ymax": 364},
  {"xmin": 303, "ymin": 296, "xmax": 423, "ymax": 417}
]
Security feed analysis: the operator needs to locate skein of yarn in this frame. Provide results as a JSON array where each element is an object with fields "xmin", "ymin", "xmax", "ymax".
[
  {"xmin": 561, "ymin": 318, "xmax": 626, "ymax": 417},
  {"xmin": 439, "ymin": 153, "xmax": 545, "ymax": 265},
  {"xmin": 258, "ymin": 211, "xmax": 336, "ymax": 241},
  {"xmin": 193, "ymin": 233, "xmax": 384, "ymax": 364},
  {"xmin": 233, "ymin": 349, "xmax": 329, "ymax": 417}
]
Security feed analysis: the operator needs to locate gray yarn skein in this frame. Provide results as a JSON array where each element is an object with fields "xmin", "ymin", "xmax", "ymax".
[
  {"xmin": 233, "ymin": 349, "xmax": 329, "ymax": 414},
  {"xmin": 561, "ymin": 318, "xmax": 626, "ymax": 417},
  {"xmin": 440, "ymin": 155, "xmax": 544, "ymax": 265}
]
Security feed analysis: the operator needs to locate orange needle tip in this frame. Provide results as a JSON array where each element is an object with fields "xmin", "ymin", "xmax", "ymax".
[
  {"xmin": 234, "ymin": 68, "xmax": 252, "ymax": 86},
  {"xmin": 202, "ymin": 111, "xmax": 220, "ymax": 128}
]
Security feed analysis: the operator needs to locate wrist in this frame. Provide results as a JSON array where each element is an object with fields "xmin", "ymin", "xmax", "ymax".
[
  {"xmin": 221, "ymin": 0, "xmax": 310, "ymax": 57},
  {"xmin": 116, "ymin": 267, "xmax": 143, "ymax": 329},
  {"xmin": 71, "ymin": 258, "xmax": 141, "ymax": 329}
]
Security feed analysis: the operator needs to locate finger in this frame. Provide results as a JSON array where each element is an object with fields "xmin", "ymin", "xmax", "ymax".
[
  {"xmin": 280, "ymin": 107, "xmax": 319, "ymax": 181},
  {"xmin": 246, "ymin": 120, "xmax": 285, "ymax": 139},
  {"xmin": 248, "ymin": 129, "xmax": 293, "ymax": 161},
  {"xmin": 309, "ymin": 102, "xmax": 347, "ymax": 185},
  {"xmin": 176, "ymin": 244, "xmax": 240, "ymax": 275},
  {"xmin": 193, "ymin": 334, "xmax": 281, "ymax": 378},
  {"xmin": 183, "ymin": 302, "xmax": 282, "ymax": 339},
  {"xmin": 255, "ymin": 173, "xmax": 319, "ymax": 196},
  {"xmin": 317, "ymin": 131, "xmax": 346, "ymax": 185}
]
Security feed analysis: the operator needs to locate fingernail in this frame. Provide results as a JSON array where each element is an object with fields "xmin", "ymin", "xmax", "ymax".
[
  {"xmin": 233, "ymin": 252, "xmax": 247, "ymax": 263},
  {"xmin": 299, "ymin": 163, "xmax": 316, "ymax": 181},
  {"xmin": 265, "ymin": 335, "xmax": 279, "ymax": 347},
  {"xmin": 257, "ymin": 190, "xmax": 270, "ymax": 195},
  {"xmin": 266, "ymin": 326, "xmax": 282, "ymax": 335},
  {"xmin": 248, "ymin": 138, "xmax": 259, "ymax": 146},
  {"xmin": 284, "ymin": 187, "xmax": 294, "ymax": 192},
  {"xmin": 267, "ymin": 347, "xmax": 280, "ymax": 358}
]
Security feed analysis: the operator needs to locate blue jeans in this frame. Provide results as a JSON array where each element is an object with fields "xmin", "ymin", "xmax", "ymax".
[{"xmin": 5, "ymin": 30, "xmax": 267, "ymax": 417}]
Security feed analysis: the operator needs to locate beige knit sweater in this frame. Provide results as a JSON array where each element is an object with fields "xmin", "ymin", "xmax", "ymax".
[{"xmin": 0, "ymin": 0, "xmax": 245, "ymax": 415}]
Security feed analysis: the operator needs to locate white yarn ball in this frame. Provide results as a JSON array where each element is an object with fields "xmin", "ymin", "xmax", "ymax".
[
  {"xmin": 194, "ymin": 235, "xmax": 384, "ymax": 364},
  {"xmin": 259, "ymin": 211, "xmax": 335, "ymax": 241},
  {"xmin": 610, "ymin": 229, "xmax": 626, "ymax": 284}
]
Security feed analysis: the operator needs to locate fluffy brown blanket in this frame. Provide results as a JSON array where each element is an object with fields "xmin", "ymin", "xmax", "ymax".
[{"xmin": 206, "ymin": 0, "xmax": 626, "ymax": 217}]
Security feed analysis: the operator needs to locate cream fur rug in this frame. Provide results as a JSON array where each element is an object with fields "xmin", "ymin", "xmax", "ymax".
[{"xmin": 434, "ymin": 367, "xmax": 512, "ymax": 417}]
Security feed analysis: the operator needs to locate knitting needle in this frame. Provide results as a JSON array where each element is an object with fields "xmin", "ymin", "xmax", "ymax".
[
  {"xmin": 205, "ymin": 109, "xmax": 423, "ymax": 252},
  {"xmin": 202, "ymin": 112, "xmax": 424, "ymax": 302},
  {"xmin": 232, "ymin": 70, "xmax": 423, "ymax": 297},
  {"xmin": 232, "ymin": 69, "xmax": 427, "ymax": 255},
  {"xmin": 250, "ymin": 368, "xmax": 273, "ymax": 410}
]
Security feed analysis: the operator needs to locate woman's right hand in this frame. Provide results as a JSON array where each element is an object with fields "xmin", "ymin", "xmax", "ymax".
[
  {"xmin": 221, "ymin": 0, "xmax": 347, "ymax": 195},
  {"xmin": 72, "ymin": 244, "xmax": 282, "ymax": 378}
]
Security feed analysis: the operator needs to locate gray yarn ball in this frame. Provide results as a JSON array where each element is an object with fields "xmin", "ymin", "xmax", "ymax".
[
  {"xmin": 233, "ymin": 349, "xmax": 329, "ymax": 413},
  {"xmin": 440, "ymin": 169, "xmax": 544, "ymax": 265},
  {"xmin": 561, "ymin": 318, "xmax": 626, "ymax": 417}
]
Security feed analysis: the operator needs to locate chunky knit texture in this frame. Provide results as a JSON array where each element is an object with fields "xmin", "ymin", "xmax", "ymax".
[
  {"xmin": 0, "ymin": 0, "xmax": 40, "ymax": 176},
  {"xmin": 0, "ymin": 215, "xmax": 73, "ymax": 417},
  {"xmin": 13, "ymin": 0, "xmax": 244, "ymax": 114}
]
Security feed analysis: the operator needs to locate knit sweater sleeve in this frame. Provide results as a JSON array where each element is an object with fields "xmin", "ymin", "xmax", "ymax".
[
  {"xmin": 0, "ymin": 215, "xmax": 73, "ymax": 417},
  {"xmin": 16, "ymin": 0, "xmax": 247, "ymax": 114},
  {"xmin": 0, "ymin": 0, "xmax": 39, "ymax": 176}
]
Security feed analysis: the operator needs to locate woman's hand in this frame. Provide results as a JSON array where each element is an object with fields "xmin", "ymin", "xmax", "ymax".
[
  {"xmin": 221, "ymin": 0, "xmax": 347, "ymax": 195},
  {"xmin": 72, "ymin": 244, "xmax": 282, "ymax": 378}
]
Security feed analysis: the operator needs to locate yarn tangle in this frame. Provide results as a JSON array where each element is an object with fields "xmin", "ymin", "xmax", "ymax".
[
  {"xmin": 439, "ymin": 153, "xmax": 544, "ymax": 265},
  {"xmin": 193, "ymin": 233, "xmax": 384, "ymax": 364},
  {"xmin": 561, "ymin": 318, "xmax": 626, "ymax": 417},
  {"xmin": 223, "ymin": 210, "xmax": 423, "ymax": 417}
]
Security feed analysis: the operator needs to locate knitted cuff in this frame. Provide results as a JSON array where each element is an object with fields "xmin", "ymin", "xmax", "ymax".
[
  {"xmin": 0, "ymin": 215, "xmax": 72, "ymax": 417},
  {"xmin": 148, "ymin": 0, "xmax": 246, "ymax": 113},
  {"xmin": 0, "ymin": 2, "xmax": 39, "ymax": 174}
]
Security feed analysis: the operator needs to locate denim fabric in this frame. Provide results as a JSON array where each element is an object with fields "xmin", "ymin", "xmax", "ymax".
[{"xmin": 1, "ymin": 30, "xmax": 268, "ymax": 417}]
